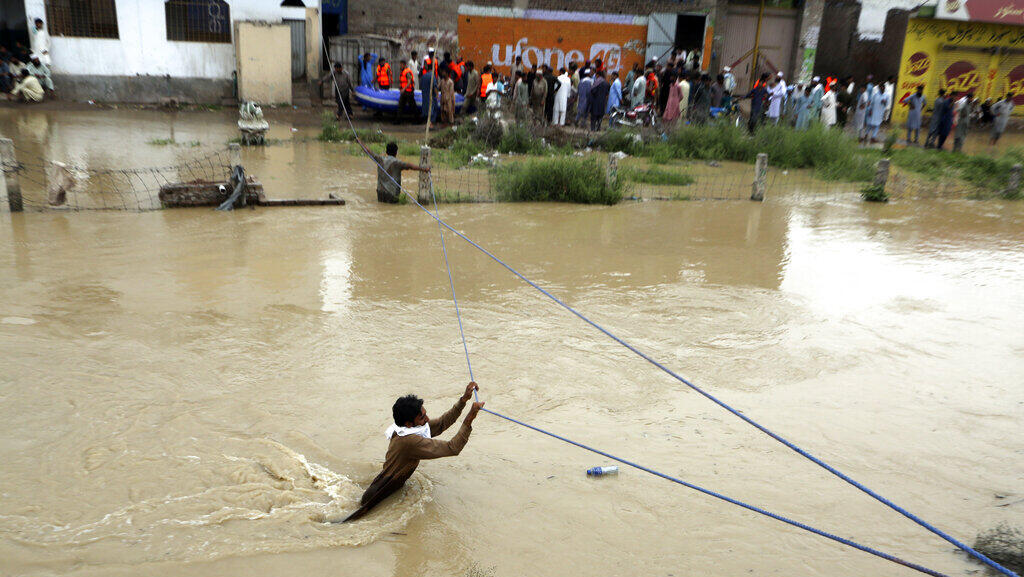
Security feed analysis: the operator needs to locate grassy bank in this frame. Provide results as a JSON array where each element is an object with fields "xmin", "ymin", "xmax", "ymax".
[
  {"xmin": 319, "ymin": 112, "xmax": 1024, "ymax": 199},
  {"xmin": 597, "ymin": 123, "xmax": 877, "ymax": 182}
]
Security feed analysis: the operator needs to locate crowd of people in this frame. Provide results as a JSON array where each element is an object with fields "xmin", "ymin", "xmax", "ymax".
[
  {"xmin": 2, "ymin": 18, "xmax": 54, "ymax": 103},
  {"xmin": 321, "ymin": 47, "xmax": 1018, "ymax": 149},
  {"xmin": 904, "ymin": 87, "xmax": 1015, "ymax": 150},
  {"xmin": 321, "ymin": 48, "xmax": 715, "ymax": 130}
]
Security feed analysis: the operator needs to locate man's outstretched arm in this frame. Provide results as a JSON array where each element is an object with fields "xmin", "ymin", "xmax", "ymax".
[
  {"xmin": 412, "ymin": 399, "xmax": 484, "ymax": 460},
  {"xmin": 429, "ymin": 382, "xmax": 477, "ymax": 437}
]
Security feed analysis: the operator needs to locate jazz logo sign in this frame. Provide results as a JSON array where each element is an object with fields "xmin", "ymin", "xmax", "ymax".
[{"xmin": 942, "ymin": 61, "xmax": 982, "ymax": 94}]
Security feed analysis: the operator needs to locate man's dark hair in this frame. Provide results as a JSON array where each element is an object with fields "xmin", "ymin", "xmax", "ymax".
[
  {"xmin": 386, "ymin": 141, "xmax": 398, "ymax": 156},
  {"xmin": 393, "ymin": 394, "xmax": 424, "ymax": 426},
  {"xmin": 938, "ymin": 88, "xmax": 946, "ymax": 96},
  {"xmin": 34, "ymin": 18, "xmax": 43, "ymax": 25},
  {"xmin": 334, "ymin": 62, "xmax": 342, "ymax": 70},
  {"xmin": 412, "ymin": 50, "xmax": 418, "ymax": 57}
]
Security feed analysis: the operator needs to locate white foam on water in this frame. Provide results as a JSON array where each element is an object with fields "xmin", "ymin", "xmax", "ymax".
[
  {"xmin": 0, "ymin": 439, "xmax": 432, "ymax": 564},
  {"xmin": 1, "ymin": 317, "xmax": 36, "ymax": 325}
]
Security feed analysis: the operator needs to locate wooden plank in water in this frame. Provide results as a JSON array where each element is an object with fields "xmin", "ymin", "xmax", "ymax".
[{"xmin": 256, "ymin": 198, "xmax": 348, "ymax": 208}]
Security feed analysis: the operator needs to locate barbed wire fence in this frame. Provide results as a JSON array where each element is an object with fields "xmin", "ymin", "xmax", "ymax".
[{"xmin": 1, "ymin": 142, "xmax": 234, "ymax": 212}]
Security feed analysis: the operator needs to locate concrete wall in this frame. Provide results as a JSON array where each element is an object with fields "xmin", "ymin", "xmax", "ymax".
[
  {"xmin": 347, "ymin": 0, "xmax": 724, "ymax": 72},
  {"xmin": 796, "ymin": 0, "xmax": 824, "ymax": 83},
  {"xmin": 235, "ymin": 21, "xmax": 292, "ymax": 105},
  {"xmin": 814, "ymin": 1, "xmax": 909, "ymax": 82},
  {"xmin": 306, "ymin": 7, "xmax": 322, "ymax": 80}
]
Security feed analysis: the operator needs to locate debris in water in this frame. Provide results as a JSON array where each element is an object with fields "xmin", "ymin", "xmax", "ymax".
[{"xmin": 973, "ymin": 523, "xmax": 1024, "ymax": 575}]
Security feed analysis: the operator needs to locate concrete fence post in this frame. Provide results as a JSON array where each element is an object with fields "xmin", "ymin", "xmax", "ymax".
[
  {"xmin": 0, "ymin": 138, "xmax": 22, "ymax": 212},
  {"xmin": 418, "ymin": 146, "xmax": 431, "ymax": 204},
  {"xmin": 607, "ymin": 152, "xmax": 618, "ymax": 189},
  {"xmin": 874, "ymin": 158, "xmax": 890, "ymax": 189},
  {"xmin": 229, "ymin": 142, "xmax": 241, "ymax": 168},
  {"xmin": 751, "ymin": 153, "xmax": 767, "ymax": 201},
  {"xmin": 1006, "ymin": 163, "xmax": 1022, "ymax": 197}
]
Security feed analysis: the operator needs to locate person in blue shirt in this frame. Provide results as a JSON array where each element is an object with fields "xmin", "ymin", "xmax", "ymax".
[
  {"xmin": 606, "ymin": 71, "xmax": 622, "ymax": 113},
  {"xmin": 359, "ymin": 52, "xmax": 378, "ymax": 88}
]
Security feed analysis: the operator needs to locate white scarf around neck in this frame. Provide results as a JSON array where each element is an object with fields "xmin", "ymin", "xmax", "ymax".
[{"xmin": 384, "ymin": 422, "xmax": 432, "ymax": 440}]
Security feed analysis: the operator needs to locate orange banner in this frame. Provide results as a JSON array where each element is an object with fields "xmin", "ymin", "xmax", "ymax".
[{"xmin": 456, "ymin": 10, "xmax": 648, "ymax": 76}]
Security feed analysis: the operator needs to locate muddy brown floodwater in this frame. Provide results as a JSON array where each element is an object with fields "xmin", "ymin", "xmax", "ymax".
[{"xmin": 0, "ymin": 109, "xmax": 1022, "ymax": 577}]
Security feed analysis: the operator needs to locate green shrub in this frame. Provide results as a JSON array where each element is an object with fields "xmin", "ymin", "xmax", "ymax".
[
  {"xmin": 438, "ymin": 139, "xmax": 484, "ymax": 167},
  {"xmin": 668, "ymin": 122, "xmax": 754, "ymax": 162},
  {"xmin": 889, "ymin": 146, "xmax": 1015, "ymax": 193},
  {"xmin": 638, "ymin": 123, "xmax": 874, "ymax": 182},
  {"xmin": 399, "ymin": 142, "xmax": 422, "ymax": 157},
  {"xmin": 318, "ymin": 112, "xmax": 388, "ymax": 144},
  {"xmin": 498, "ymin": 125, "xmax": 546, "ymax": 155},
  {"xmin": 860, "ymin": 183, "xmax": 888, "ymax": 202},
  {"xmin": 883, "ymin": 131, "xmax": 898, "ymax": 154},
  {"xmin": 621, "ymin": 166, "xmax": 695, "ymax": 186},
  {"xmin": 594, "ymin": 129, "xmax": 643, "ymax": 154},
  {"xmin": 493, "ymin": 157, "xmax": 625, "ymax": 205}
]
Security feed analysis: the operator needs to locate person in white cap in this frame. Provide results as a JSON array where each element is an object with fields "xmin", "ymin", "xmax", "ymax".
[
  {"xmin": 722, "ymin": 65, "xmax": 736, "ymax": 98},
  {"xmin": 810, "ymin": 76, "xmax": 824, "ymax": 120},
  {"xmin": 776, "ymin": 71, "xmax": 787, "ymax": 95}
]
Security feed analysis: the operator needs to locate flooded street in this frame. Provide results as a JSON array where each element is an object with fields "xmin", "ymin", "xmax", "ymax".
[{"xmin": 0, "ymin": 109, "xmax": 1022, "ymax": 577}]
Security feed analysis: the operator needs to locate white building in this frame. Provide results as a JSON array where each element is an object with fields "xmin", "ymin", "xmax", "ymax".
[{"xmin": 5, "ymin": 0, "xmax": 321, "ymax": 103}]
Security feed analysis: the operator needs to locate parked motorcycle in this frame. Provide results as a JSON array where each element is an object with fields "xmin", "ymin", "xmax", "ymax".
[{"xmin": 609, "ymin": 103, "xmax": 660, "ymax": 129}]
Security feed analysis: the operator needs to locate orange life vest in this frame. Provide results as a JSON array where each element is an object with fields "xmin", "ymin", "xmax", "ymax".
[
  {"xmin": 480, "ymin": 72, "xmax": 493, "ymax": 98},
  {"xmin": 376, "ymin": 63, "xmax": 391, "ymax": 87},
  {"xmin": 400, "ymin": 68, "xmax": 414, "ymax": 92},
  {"xmin": 451, "ymin": 61, "xmax": 463, "ymax": 80}
]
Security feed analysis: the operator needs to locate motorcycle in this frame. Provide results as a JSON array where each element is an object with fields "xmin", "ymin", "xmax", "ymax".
[{"xmin": 609, "ymin": 102, "xmax": 660, "ymax": 129}]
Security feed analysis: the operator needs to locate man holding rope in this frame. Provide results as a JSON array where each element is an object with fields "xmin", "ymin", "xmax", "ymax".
[
  {"xmin": 342, "ymin": 383, "xmax": 484, "ymax": 522},
  {"xmin": 369, "ymin": 142, "xmax": 431, "ymax": 203}
]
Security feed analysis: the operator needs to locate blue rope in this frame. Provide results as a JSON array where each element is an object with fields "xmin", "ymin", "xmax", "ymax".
[
  {"xmin": 321, "ymin": 40, "xmax": 1016, "ymax": 577},
  {"xmin": 410, "ymin": 179, "xmax": 1015, "ymax": 577},
  {"xmin": 423, "ymin": 174, "xmax": 950, "ymax": 577},
  {"xmin": 480, "ymin": 406, "xmax": 951, "ymax": 577},
  {"xmin": 426, "ymin": 173, "xmax": 477, "ymax": 399}
]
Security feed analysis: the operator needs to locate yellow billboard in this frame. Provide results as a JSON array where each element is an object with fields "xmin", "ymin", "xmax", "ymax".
[{"xmin": 894, "ymin": 18, "xmax": 1024, "ymax": 122}]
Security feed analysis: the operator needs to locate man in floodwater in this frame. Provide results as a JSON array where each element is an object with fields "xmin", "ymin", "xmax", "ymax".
[
  {"xmin": 343, "ymin": 383, "xmax": 484, "ymax": 522},
  {"xmin": 369, "ymin": 142, "xmax": 430, "ymax": 203}
]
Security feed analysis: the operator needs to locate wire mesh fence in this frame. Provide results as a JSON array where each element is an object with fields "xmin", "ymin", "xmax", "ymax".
[
  {"xmin": 430, "ymin": 153, "xmax": 875, "ymax": 204},
  {"xmin": 6, "ymin": 148, "xmax": 233, "ymax": 212}
]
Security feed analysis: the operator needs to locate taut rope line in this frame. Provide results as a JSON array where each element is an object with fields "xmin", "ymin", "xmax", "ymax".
[{"xmin": 321, "ymin": 39, "xmax": 1016, "ymax": 577}]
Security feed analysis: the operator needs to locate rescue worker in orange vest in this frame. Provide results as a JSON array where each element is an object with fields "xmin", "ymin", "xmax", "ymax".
[
  {"xmin": 453, "ymin": 56, "xmax": 466, "ymax": 93},
  {"xmin": 396, "ymin": 60, "xmax": 418, "ymax": 124},
  {"xmin": 479, "ymin": 65, "xmax": 493, "ymax": 99},
  {"xmin": 423, "ymin": 47, "xmax": 439, "ymax": 77},
  {"xmin": 375, "ymin": 58, "xmax": 392, "ymax": 90}
]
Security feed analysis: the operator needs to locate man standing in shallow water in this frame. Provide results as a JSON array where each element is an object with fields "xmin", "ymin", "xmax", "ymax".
[
  {"xmin": 342, "ymin": 382, "xmax": 484, "ymax": 522},
  {"xmin": 369, "ymin": 142, "xmax": 430, "ymax": 203}
]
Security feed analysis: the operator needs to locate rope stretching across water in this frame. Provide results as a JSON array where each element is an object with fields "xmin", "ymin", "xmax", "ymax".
[{"xmin": 321, "ymin": 40, "xmax": 1016, "ymax": 577}]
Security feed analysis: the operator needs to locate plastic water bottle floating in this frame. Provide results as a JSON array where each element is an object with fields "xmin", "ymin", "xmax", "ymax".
[{"xmin": 586, "ymin": 466, "xmax": 619, "ymax": 476}]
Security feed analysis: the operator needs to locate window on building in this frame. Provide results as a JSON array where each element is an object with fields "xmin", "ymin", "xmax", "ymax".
[
  {"xmin": 165, "ymin": 0, "xmax": 231, "ymax": 43},
  {"xmin": 44, "ymin": 0, "xmax": 120, "ymax": 39}
]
